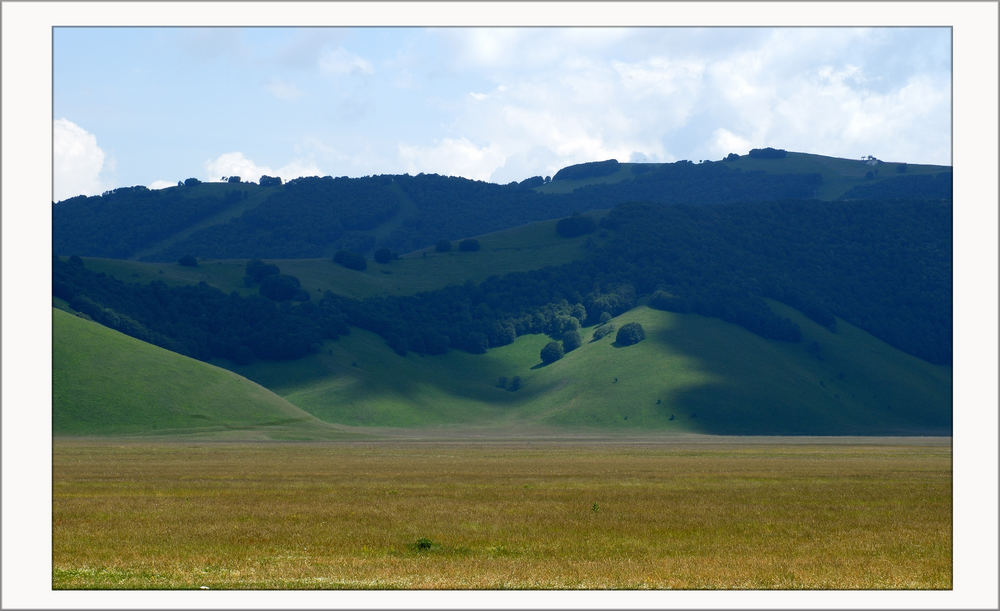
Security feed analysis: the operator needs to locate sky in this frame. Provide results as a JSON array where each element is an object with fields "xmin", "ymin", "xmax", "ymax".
[{"xmin": 53, "ymin": 26, "xmax": 952, "ymax": 201}]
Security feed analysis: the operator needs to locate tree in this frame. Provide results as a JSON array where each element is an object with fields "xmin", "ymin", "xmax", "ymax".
[
  {"xmin": 458, "ymin": 238, "xmax": 480, "ymax": 252},
  {"xmin": 562, "ymin": 329, "xmax": 582, "ymax": 352},
  {"xmin": 592, "ymin": 322, "xmax": 614, "ymax": 342},
  {"xmin": 259, "ymin": 274, "xmax": 305, "ymax": 301},
  {"xmin": 177, "ymin": 255, "xmax": 198, "ymax": 267},
  {"xmin": 748, "ymin": 147, "xmax": 787, "ymax": 159},
  {"xmin": 616, "ymin": 322, "xmax": 645, "ymax": 346},
  {"xmin": 724, "ymin": 152, "xmax": 740, "ymax": 162},
  {"xmin": 435, "ymin": 239, "xmax": 452, "ymax": 253},
  {"xmin": 183, "ymin": 177, "xmax": 201, "ymax": 186},
  {"xmin": 259, "ymin": 174, "xmax": 282, "ymax": 186},
  {"xmin": 245, "ymin": 259, "xmax": 280, "ymax": 284},
  {"xmin": 227, "ymin": 176, "xmax": 242, "ymax": 183},
  {"xmin": 508, "ymin": 376, "xmax": 522, "ymax": 391},
  {"xmin": 374, "ymin": 248, "xmax": 394, "ymax": 264},
  {"xmin": 556, "ymin": 214, "xmax": 597, "ymax": 238},
  {"xmin": 333, "ymin": 250, "xmax": 367, "ymax": 271},
  {"xmin": 540, "ymin": 341, "xmax": 564, "ymax": 364}
]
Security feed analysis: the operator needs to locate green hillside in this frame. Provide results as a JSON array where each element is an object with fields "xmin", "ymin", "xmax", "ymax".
[
  {"xmin": 228, "ymin": 303, "xmax": 950, "ymax": 435},
  {"xmin": 52, "ymin": 308, "xmax": 357, "ymax": 440},
  {"xmin": 80, "ymin": 212, "xmax": 605, "ymax": 300},
  {"xmin": 536, "ymin": 152, "xmax": 947, "ymax": 200}
]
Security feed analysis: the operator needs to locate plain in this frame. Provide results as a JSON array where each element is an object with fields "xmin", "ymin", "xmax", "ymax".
[{"xmin": 52, "ymin": 438, "xmax": 952, "ymax": 590}]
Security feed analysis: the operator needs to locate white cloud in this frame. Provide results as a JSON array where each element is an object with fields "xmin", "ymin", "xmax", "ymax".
[
  {"xmin": 319, "ymin": 46, "xmax": 374, "ymax": 76},
  {"xmin": 266, "ymin": 78, "xmax": 303, "ymax": 101},
  {"xmin": 53, "ymin": 118, "xmax": 106, "ymax": 201},
  {"xmin": 148, "ymin": 180, "xmax": 176, "ymax": 190},
  {"xmin": 709, "ymin": 128, "xmax": 752, "ymax": 158},
  {"xmin": 397, "ymin": 138, "xmax": 505, "ymax": 182},
  {"xmin": 203, "ymin": 152, "xmax": 322, "ymax": 183}
]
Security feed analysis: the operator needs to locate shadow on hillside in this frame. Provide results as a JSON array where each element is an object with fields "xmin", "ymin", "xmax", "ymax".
[{"xmin": 644, "ymin": 310, "xmax": 952, "ymax": 436}]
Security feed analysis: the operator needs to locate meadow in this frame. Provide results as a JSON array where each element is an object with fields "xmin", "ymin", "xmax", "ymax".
[{"xmin": 52, "ymin": 438, "xmax": 952, "ymax": 590}]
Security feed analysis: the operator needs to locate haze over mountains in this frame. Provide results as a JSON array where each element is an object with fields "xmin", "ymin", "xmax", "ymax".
[{"xmin": 52, "ymin": 149, "xmax": 953, "ymax": 438}]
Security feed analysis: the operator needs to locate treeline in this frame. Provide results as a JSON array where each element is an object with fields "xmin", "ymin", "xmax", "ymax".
[
  {"xmin": 53, "ymin": 256, "xmax": 348, "ymax": 364},
  {"xmin": 53, "ymin": 162, "xmax": 826, "ymax": 262},
  {"xmin": 53, "ymin": 185, "xmax": 245, "ymax": 258},
  {"xmin": 53, "ymin": 195, "xmax": 951, "ymax": 366},
  {"xmin": 594, "ymin": 199, "xmax": 952, "ymax": 364},
  {"xmin": 335, "ymin": 197, "xmax": 950, "ymax": 364},
  {"xmin": 381, "ymin": 174, "xmax": 581, "ymax": 254},
  {"xmin": 153, "ymin": 175, "xmax": 401, "ymax": 260},
  {"xmin": 331, "ymin": 266, "xmax": 638, "ymax": 356}
]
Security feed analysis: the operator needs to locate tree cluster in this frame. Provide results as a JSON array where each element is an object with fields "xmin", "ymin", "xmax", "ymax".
[
  {"xmin": 54, "ymin": 256, "xmax": 348, "ymax": 364},
  {"xmin": 555, "ymin": 214, "xmax": 598, "ymax": 238},
  {"xmin": 748, "ymin": 147, "xmax": 788, "ymax": 159},
  {"xmin": 334, "ymin": 250, "xmax": 367, "ymax": 271}
]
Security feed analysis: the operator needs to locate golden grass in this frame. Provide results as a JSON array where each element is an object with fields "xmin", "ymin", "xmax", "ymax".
[{"xmin": 52, "ymin": 439, "xmax": 951, "ymax": 589}]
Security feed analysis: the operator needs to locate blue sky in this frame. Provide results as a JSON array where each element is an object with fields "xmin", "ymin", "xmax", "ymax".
[{"xmin": 52, "ymin": 26, "xmax": 951, "ymax": 200}]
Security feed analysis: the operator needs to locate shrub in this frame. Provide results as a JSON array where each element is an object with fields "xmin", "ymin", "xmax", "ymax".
[
  {"xmin": 556, "ymin": 215, "xmax": 597, "ymax": 238},
  {"xmin": 177, "ymin": 255, "xmax": 198, "ymax": 267},
  {"xmin": 748, "ymin": 147, "xmax": 787, "ymax": 159},
  {"xmin": 458, "ymin": 238, "xmax": 481, "ymax": 252},
  {"xmin": 592, "ymin": 323, "xmax": 615, "ymax": 342},
  {"xmin": 540, "ymin": 341, "xmax": 564, "ymax": 364},
  {"xmin": 244, "ymin": 259, "xmax": 280, "ymax": 284},
  {"xmin": 412, "ymin": 537, "xmax": 436, "ymax": 551},
  {"xmin": 508, "ymin": 376, "xmax": 521, "ymax": 392},
  {"xmin": 259, "ymin": 274, "xmax": 305, "ymax": 301},
  {"xmin": 616, "ymin": 322, "xmax": 645, "ymax": 346},
  {"xmin": 374, "ymin": 248, "xmax": 394, "ymax": 264},
  {"xmin": 562, "ymin": 329, "xmax": 582, "ymax": 352},
  {"xmin": 333, "ymin": 250, "xmax": 367, "ymax": 271}
]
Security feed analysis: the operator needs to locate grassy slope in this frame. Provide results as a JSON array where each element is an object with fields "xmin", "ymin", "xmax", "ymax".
[
  {"xmin": 52, "ymin": 308, "xmax": 357, "ymax": 440},
  {"xmin": 80, "ymin": 213, "xmax": 604, "ymax": 300},
  {"xmin": 229, "ymin": 303, "xmax": 951, "ymax": 435},
  {"xmin": 535, "ymin": 153, "xmax": 949, "ymax": 200},
  {"xmin": 726, "ymin": 152, "xmax": 947, "ymax": 200}
]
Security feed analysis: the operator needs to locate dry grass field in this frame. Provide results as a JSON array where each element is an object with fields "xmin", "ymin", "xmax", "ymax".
[{"xmin": 52, "ymin": 438, "xmax": 951, "ymax": 590}]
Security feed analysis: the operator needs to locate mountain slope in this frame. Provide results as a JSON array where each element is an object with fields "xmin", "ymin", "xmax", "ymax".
[
  {"xmin": 228, "ymin": 304, "xmax": 951, "ymax": 435},
  {"xmin": 52, "ymin": 152, "xmax": 951, "ymax": 262},
  {"xmin": 52, "ymin": 308, "xmax": 357, "ymax": 439}
]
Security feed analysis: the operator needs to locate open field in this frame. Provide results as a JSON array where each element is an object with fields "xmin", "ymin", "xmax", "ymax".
[{"xmin": 53, "ymin": 438, "xmax": 951, "ymax": 590}]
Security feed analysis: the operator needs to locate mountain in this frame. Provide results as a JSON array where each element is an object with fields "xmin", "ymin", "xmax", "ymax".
[
  {"xmin": 50, "ymin": 150, "xmax": 952, "ymax": 437},
  {"xmin": 52, "ymin": 151, "xmax": 951, "ymax": 262}
]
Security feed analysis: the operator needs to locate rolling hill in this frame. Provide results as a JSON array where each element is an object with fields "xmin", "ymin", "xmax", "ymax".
[
  {"xmin": 52, "ymin": 151, "xmax": 951, "ymax": 262},
  {"xmin": 223, "ymin": 304, "xmax": 950, "ymax": 436},
  {"xmin": 52, "ymin": 307, "xmax": 359, "ymax": 440},
  {"xmin": 50, "ymin": 150, "xmax": 952, "ymax": 439}
]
